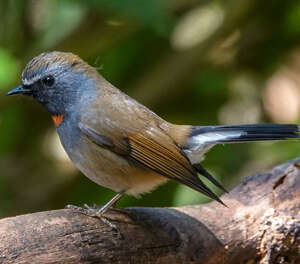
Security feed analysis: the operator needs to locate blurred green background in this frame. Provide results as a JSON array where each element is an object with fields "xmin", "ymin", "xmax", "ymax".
[{"xmin": 0, "ymin": 0, "xmax": 299, "ymax": 218}]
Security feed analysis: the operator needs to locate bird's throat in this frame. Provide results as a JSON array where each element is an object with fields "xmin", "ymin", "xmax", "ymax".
[{"xmin": 51, "ymin": 114, "xmax": 65, "ymax": 127}]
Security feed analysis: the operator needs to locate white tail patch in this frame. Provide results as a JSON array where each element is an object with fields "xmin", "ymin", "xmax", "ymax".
[
  {"xmin": 183, "ymin": 123, "xmax": 299, "ymax": 164},
  {"xmin": 184, "ymin": 131, "xmax": 243, "ymax": 164},
  {"xmin": 188, "ymin": 131, "xmax": 244, "ymax": 150}
]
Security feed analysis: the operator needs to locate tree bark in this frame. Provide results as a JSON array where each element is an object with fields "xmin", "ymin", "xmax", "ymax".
[{"xmin": 0, "ymin": 158, "xmax": 299, "ymax": 264}]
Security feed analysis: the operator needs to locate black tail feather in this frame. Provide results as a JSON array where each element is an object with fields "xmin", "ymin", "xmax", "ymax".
[
  {"xmin": 194, "ymin": 163, "xmax": 228, "ymax": 193},
  {"xmin": 183, "ymin": 124, "xmax": 299, "ymax": 206},
  {"xmin": 191, "ymin": 124, "xmax": 300, "ymax": 143},
  {"xmin": 174, "ymin": 174, "xmax": 227, "ymax": 207}
]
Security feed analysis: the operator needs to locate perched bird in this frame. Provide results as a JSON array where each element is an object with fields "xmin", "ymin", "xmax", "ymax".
[{"xmin": 7, "ymin": 51, "xmax": 300, "ymax": 216}]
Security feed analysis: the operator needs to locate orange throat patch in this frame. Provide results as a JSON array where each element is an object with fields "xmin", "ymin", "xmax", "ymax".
[{"xmin": 51, "ymin": 114, "xmax": 65, "ymax": 127}]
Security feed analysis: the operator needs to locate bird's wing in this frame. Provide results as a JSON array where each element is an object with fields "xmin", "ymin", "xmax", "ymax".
[
  {"xmin": 78, "ymin": 119, "xmax": 223, "ymax": 204},
  {"xmin": 78, "ymin": 88, "xmax": 224, "ymax": 204}
]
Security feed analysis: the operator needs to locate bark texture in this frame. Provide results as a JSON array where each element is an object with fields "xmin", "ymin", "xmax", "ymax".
[{"xmin": 0, "ymin": 158, "xmax": 299, "ymax": 264}]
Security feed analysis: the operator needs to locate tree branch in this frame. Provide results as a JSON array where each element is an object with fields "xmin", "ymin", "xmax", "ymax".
[{"xmin": 0, "ymin": 158, "xmax": 299, "ymax": 264}]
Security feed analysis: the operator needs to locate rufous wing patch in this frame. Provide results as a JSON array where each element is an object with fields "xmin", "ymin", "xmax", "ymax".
[
  {"xmin": 127, "ymin": 132, "xmax": 195, "ymax": 180},
  {"xmin": 126, "ymin": 132, "xmax": 225, "ymax": 204},
  {"xmin": 51, "ymin": 114, "xmax": 64, "ymax": 127}
]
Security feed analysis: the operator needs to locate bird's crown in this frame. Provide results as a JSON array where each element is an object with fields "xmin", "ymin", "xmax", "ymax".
[{"xmin": 22, "ymin": 51, "xmax": 97, "ymax": 86}]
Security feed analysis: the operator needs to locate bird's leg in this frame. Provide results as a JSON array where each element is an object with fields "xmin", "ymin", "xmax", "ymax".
[
  {"xmin": 94, "ymin": 191, "xmax": 125, "ymax": 216},
  {"xmin": 66, "ymin": 192, "xmax": 125, "ymax": 236},
  {"xmin": 65, "ymin": 191, "xmax": 125, "ymax": 229}
]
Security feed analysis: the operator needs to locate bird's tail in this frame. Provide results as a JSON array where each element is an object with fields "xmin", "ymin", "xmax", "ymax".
[
  {"xmin": 181, "ymin": 124, "xmax": 299, "ymax": 203},
  {"xmin": 189, "ymin": 124, "xmax": 300, "ymax": 145}
]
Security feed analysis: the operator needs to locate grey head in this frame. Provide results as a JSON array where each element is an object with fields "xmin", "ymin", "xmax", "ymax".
[{"xmin": 7, "ymin": 51, "xmax": 100, "ymax": 116}]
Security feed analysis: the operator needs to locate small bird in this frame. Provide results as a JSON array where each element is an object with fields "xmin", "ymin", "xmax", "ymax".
[{"xmin": 7, "ymin": 51, "xmax": 300, "ymax": 216}]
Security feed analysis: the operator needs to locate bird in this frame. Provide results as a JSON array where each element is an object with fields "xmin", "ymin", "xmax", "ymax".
[{"xmin": 7, "ymin": 51, "xmax": 300, "ymax": 217}]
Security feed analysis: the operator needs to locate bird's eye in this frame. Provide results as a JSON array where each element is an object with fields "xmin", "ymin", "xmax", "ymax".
[{"xmin": 42, "ymin": 75, "xmax": 55, "ymax": 87}]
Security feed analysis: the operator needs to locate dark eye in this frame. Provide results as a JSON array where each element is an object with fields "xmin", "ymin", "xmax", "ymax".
[{"xmin": 42, "ymin": 75, "xmax": 55, "ymax": 87}]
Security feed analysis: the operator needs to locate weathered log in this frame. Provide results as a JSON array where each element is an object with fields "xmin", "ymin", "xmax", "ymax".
[{"xmin": 0, "ymin": 158, "xmax": 299, "ymax": 264}]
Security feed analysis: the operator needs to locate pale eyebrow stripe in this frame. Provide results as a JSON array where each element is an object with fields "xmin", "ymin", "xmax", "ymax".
[
  {"xmin": 22, "ymin": 74, "xmax": 41, "ymax": 85},
  {"xmin": 22, "ymin": 62, "xmax": 69, "ymax": 86}
]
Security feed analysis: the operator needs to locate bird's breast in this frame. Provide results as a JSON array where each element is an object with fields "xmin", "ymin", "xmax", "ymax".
[{"xmin": 57, "ymin": 118, "xmax": 166, "ymax": 195}]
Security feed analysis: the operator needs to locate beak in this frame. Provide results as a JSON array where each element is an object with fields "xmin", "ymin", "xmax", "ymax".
[{"xmin": 7, "ymin": 85, "xmax": 32, "ymax": 96}]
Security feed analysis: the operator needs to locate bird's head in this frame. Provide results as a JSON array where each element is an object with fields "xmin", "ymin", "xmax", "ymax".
[{"xmin": 7, "ymin": 51, "xmax": 99, "ymax": 116}]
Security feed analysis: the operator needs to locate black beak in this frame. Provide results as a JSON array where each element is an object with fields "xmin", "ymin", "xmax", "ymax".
[{"xmin": 7, "ymin": 85, "xmax": 32, "ymax": 96}]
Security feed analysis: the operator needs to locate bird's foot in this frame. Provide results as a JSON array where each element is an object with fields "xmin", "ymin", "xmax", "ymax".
[
  {"xmin": 65, "ymin": 204, "xmax": 98, "ymax": 216},
  {"xmin": 65, "ymin": 204, "xmax": 121, "ymax": 236}
]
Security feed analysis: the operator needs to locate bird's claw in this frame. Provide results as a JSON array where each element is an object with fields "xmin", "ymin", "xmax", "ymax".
[
  {"xmin": 66, "ymin": 204, "xmax": 105, "ymax": 217},
  {"xmin": 65, "ymin": 204, "xmax": 122, "ymax": 238}
]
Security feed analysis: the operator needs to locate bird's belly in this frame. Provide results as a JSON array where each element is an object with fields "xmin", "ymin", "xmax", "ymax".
[{"xmin": 66, "ymin": 137, "xmax": 167, "ymax": 196}]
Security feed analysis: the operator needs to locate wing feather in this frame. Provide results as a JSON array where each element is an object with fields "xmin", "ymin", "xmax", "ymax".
[{"xmin": 78, "ymin": 121, "xmax": 224, "ymax": 204}]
